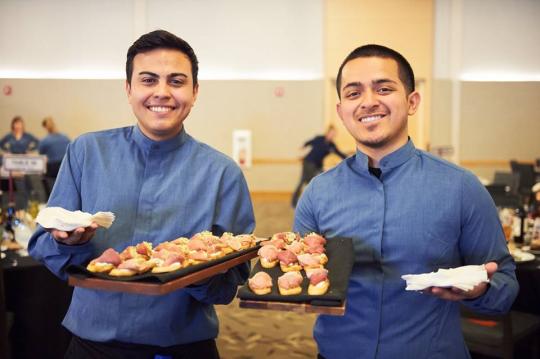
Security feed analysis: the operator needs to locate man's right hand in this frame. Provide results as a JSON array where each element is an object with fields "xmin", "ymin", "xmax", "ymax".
[{"xmin": 49, "ymin": 223, "xmax": 98, "ymax": 246}]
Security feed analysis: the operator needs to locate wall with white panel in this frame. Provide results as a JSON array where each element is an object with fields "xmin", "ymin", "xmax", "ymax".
[
  {"xmin": 433, "ymin": 0, "xmax": 540, "ymax": 81},
  {"xmin": 0, "ymin": 0, "xmax": 134, "ymax": 78},
  {"xmin": 431, "ymin": 0, "xmax": 540, "ymax": 181},
  {"xmin": 0, "ymin": 0, "xmax": 323, "ymax": 80}
]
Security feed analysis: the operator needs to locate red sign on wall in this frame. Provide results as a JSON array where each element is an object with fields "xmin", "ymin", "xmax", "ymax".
[{"xmin": 3, "ymin": 85, "xmax": 13, "ymax": 96}]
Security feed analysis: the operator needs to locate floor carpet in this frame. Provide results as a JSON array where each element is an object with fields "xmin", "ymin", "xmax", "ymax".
[{"xmin": 216, "ymin": 198, "xmax": 318, "ymax": 359}]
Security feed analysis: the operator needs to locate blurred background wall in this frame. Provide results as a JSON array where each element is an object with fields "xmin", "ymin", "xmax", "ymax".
[{"xmin": 1, "ymin": 0, "xmax": 539, "ymax": 192}]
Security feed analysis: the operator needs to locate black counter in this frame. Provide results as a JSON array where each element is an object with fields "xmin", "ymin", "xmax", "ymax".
[{"xmin": 1, "ymin": 249, "xmax": 73, "ymax": 359}]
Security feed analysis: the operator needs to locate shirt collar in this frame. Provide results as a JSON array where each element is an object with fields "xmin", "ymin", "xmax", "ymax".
[
  {"xmin": 352, "ymin": 139, "xmax": 416, "ymax": 175},
  {"xmin": 132, "ymin": 125, "xmax": 188, "ymax": 153}
]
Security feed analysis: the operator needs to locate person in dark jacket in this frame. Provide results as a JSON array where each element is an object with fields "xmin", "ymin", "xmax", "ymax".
[{"xmin": 291, "ymin": 125, "xmax": 347, "ymax": 207}]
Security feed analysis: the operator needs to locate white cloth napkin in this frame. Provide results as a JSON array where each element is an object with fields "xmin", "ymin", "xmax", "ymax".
[
  {"xmin": 401, "ymin": 265, "xmax": 489, "ymax": 291},
  {"xmin": 36, "ymin": 207, "xmax": 115, "ymax": 231}
]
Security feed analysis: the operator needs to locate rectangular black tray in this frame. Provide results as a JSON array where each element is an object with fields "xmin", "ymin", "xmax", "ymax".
[{"xmin": 237, "ymin": 237, "xmax": 353, "ymax": 309}]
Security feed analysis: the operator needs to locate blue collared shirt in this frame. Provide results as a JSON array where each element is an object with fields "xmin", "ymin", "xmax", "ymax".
[
  {"xmin": 294, "ymin": 140, "xmax": 518, "ymax": 359},
  {"xmin": 38, "ymin": 133, "xmax": 70, "ymax": 163},
  {"xmin": 0, "ymin": 132, "xmax": 39, "ymax": 153},
  {"xmin": 29, "ymin": 125, "xmax": 255, "ymax": 346}
]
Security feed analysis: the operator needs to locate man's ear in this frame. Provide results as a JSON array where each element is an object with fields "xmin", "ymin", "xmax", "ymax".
[
  {"xmin": 336, "ymin": 101, "xmax": 343, "ymax": 122},
  {"xmin": 407, "ymin": 91, "xmax": 421, "ymax": 116},
  {"xmin": 192, "ymin": 83, "xmax": 199, "ymax": 105},
  {"xmin": 125, "ymin": 80, "xmax": 132, "ymax": 102}
]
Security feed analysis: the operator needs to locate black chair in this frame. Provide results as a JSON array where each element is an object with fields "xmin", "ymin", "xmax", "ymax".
[
  {"xmin": 510, "ymin": 161, "xmax": 536, "ymax": 200},
  {"xmin": 0, "ymin": 265, "xmax": 11, "ymax": 359},
  {"xmin": 461, "ymin": 307, "xmax": 540, "ymax": 359},
  {"xmin": 493, "ymin": 171, "xmax": 520, "ymax": 195},
  {"xmin": 485, "ymin": 184, "xmax": 522, "ymax": 209}
]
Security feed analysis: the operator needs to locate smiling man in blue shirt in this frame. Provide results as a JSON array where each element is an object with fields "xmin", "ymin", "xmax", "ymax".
[
  {"xmin": 29, "ymin": 30, "xmax": 254, "ymax": 359},
  {"xmin": 294, "ymin": 45, "xmax": 518, "ymax": 359}
]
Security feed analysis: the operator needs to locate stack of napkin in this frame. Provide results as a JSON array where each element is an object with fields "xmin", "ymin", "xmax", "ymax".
[
  {"xmin": 36, "ymin": 207, "xmax": 115, "ymax": 231},
  {"xmin": 401, "ymin": 265, "xmax": 488, "ymax": 291}
]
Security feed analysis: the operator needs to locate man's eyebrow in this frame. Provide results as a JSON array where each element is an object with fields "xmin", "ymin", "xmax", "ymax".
[
  {"xmin": 373, "ymin": 78, "xmax": 398, "ymax": 85},
  {"xmin": 342, "ymin": 78, "xmax": 398, "ymax": 91},
  {"xmin": 138, "ymin": 71, "xmax": 158, "ymax": 77},
  {"xmin": 342, "ymin": 82, "xmax": 362, "ymax": 91},
  {"xmin": 137, "ymin": 72, "xmax": 188, "ymax": 78},
  {"xmin": 168, "ymin": 73, "xmax": 188, "ymax": 79}
]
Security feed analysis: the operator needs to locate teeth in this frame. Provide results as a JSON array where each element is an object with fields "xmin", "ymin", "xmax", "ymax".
[
  {"xmin": 149, "ymin": 106, "xmax": 172, "ymax": 113},
  {"xmin": 361, "ymin": 115, "xmax": 382, "ymax": 123}
]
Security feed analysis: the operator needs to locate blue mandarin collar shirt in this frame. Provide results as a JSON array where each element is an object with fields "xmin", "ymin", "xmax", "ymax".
[
  {"xmin": 294, "ymin": 140, "xmax": 518, "ymax": 359},
  {"xmin": 29, "ymin": 125, "xmax": 255, "ymax": 347}
]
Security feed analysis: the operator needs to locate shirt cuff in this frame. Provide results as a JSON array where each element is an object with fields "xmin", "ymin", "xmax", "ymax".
[{"xmin": 52, "ymin": 235, "xmax": 93, "ymax": 254}]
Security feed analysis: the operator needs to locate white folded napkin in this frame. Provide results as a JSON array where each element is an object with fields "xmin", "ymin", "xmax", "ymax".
[
  {"xmin": 401, "ymin": 265, "xmax": 489, "ymax": 291},
  {"xmin": 36, "ymin": 207, "xmax": 115, "ymax": 231}
]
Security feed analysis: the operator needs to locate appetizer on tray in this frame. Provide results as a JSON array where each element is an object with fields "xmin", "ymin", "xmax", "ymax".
[
  {"xmin": 85, "ymin": 231, "xmax": 257, "ymax": 277},
  {"xmin": 237, "ymin": 234, "xmax": 353, "ymax": 314}
]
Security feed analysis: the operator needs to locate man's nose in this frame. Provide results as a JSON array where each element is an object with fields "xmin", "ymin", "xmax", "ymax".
[
  {"xmin": 360, "ymin": 90, "xmax": 378, "ymax": 109},
  {"xmin": 153, "ymin": 82, "xmax": 171, "ymax": 98}
]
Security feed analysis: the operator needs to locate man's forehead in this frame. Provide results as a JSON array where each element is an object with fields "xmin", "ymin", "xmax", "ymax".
[
  {"xmin": 133, "ymin": 49, "xmax": 191, "ymax": 71},
  {"xmin": 342, "ymin": 56, "xmax": 399, "ymax": 80}
]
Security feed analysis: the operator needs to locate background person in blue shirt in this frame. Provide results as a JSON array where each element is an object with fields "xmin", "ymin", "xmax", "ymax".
[
  {"xmin": 0, "ymin": 116, "xmax": 39, "ymax": 154},
  {"xmin": 294, "ymin": 44, "xmax": 518, "ymax": 359},
  {"xmin": 39, "ymin": 116, "xmax": 70, "ymax": 195},
  {"xmin": 0, "ymin": 116, "xmax": 40, "ymax": 208},
  {"xmin": 39, "ymin": 116, "xmax": 70, "ymax": 176},
  {"xmin": 29, "ymin": 30, "xmax": 255, "ymax": 359},
  {"xmin": 291, "ymin": 125, "xmax": 347, "ymax": 207}
]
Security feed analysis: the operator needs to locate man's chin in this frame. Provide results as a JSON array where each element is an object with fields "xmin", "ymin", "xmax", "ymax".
[{"xmin": 357, "ymin": 137, "xmax": 388, "ymax": 149}]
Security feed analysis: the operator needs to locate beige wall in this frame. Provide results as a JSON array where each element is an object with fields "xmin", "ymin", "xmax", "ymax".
[
  {"xmin": 0, "ymin": 78, "xmax": 324, "ymax": 192},
  {"xmin": 324, "ymin": 0, "xmax": 434, "ymax": 153},
  {"xmin": 431, "ymin": 80, "xmax": 540, "ymax": 181},
  {"xmin": 460, "ymin": 82, "xmax": 540, "ymax": 161},
  {"xmin": 430, "ymin": 79, "xmax": 452, "ymax": 147}
]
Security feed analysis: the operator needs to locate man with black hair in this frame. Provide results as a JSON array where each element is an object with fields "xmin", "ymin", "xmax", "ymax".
[
  {"xmin": 294, "ymin": 44, "xmax": 518, "ymax": 358},
  {"xmin": 29, "ymin": 30, "xmax": 254, "ymax": 358}
]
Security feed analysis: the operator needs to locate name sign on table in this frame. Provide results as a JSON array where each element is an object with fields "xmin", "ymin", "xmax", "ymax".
[{"xmin": 2, "ymin": 154, "xmax": 47, "ymax": 174}]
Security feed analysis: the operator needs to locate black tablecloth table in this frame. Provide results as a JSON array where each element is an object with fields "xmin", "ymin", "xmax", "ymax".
[
  {"xmin": 1, "ymin": 250, "xmax": 73, "ymax": 359},
  {"xmin": 513, "ymin": 257, "xmax": 540, "ymax": 315}
]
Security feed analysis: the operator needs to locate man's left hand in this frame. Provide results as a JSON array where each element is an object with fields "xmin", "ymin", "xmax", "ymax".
[{"xmin": 425, "ymin": 262, "xmax": 498, "ymax": 301}]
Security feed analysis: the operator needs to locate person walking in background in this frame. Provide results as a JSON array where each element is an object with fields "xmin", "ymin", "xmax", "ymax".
[
  {"xmin": 291, "ymin": 125, "xmax": 347, "ymax": 207},
  {"xmin": 294, "ymin": 44, "xmax": 518, "ymax": 358},
  {"xmin": 39, "ymin": 116, "xmax": 70, "ymax": 194},
  {"xmin": 0, "ymin": 116, "xmax": 39, "ymax": 154}
]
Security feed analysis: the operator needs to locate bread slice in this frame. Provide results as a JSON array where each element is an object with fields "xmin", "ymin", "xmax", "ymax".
[
  {"xmin": 250, "ymin": 286, "xmax": 272, "ymax": 295},
  {"xmin": 152, "ymin": 262, "xmax": 183, "ymax": 273},
  {"xmin": 86, "ymin": 262, "xmax": 114, "ymax": 273},
  {"xmin": 261, "ymin": 257, "xmax": 278, "ymax": 268},
  {"xmin": 278, "ymin": 285, "xmax": 302, "ymax": 295},
  {"xmin": 317, "ymin": 253, "xmax": 328, "ymax": 265},
  {"xmin": 109, "ymin": 268, "xmax": 137, "ymax": 277},
  {"xmin": 308, "ymin": 279, "xmax": 329, "ymax": 295},
  {"xmin": 280, "ymin": 263, "xmax": 302, "ymax": 272}
]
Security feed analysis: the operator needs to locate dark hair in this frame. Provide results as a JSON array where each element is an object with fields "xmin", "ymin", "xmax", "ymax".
[
  {"xmin": 11, "ymin": 116, "xmax": 23, "ymax": 130},
  {"xmin": 336, "ymin": 44, "xmax": 415, "ymax": 99},
  {"xmin": 126, "ymin": 29, "xmax": 199, "ymax": 87}
]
